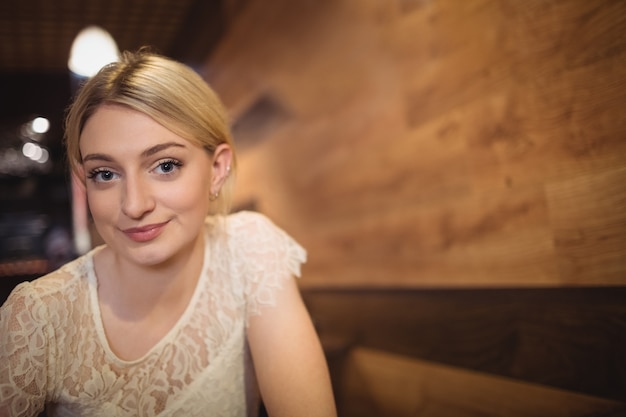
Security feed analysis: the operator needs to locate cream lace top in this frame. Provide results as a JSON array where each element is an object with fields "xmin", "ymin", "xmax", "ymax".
[{"xmin": 0, "ymin": 211, "xmax": 306, "ymax": 417}]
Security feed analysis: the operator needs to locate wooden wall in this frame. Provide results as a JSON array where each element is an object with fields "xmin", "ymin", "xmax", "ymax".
[
  {"xmin": 206, "ymin": 0, "xmax": 626, "ymax": 289},
  {"xmin": 205, "ymin": 1, "xmax": 626, "ymax": 415}
]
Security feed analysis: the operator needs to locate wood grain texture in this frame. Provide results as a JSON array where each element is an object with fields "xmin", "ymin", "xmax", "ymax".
[
  {"xmin": 546, "ymin": 167, "xmax": 626, "ymax": 284},
  {"xmin": 205, "ymin": 0, "xmax": 626, "ymax": 287},
  {"xmin": 302, "ymin": 287, "xmax": 626, "ymax": 402},
  {"xmin": 340, "ymin": 347, "xmax": 626, "ymax": 417}
]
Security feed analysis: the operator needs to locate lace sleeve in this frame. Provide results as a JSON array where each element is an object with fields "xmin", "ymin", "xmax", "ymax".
[
  {"xmin": 0, "ymin": 282, "xmax": 51, "ymax": 417},
  {"xmin": 230, "ymin": 212, "xmax": 307, "ymax": 326}
]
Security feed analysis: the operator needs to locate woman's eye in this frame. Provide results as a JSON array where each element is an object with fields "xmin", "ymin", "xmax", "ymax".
[
  {"xmin": 154, "ymin": 160, "xmax": 181, "ymax": 175},
  {"xmin": 160, "ymin": 162, "xmax": 175, "ymax": 172},
  {"xmin": 88, "ymin": 170, "xmax": 118, "ymax": 182}
]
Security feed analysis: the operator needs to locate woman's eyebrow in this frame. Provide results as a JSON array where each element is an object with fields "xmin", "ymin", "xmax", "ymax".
[
  {"xmin": 141, "ymin": 142, "xmax": 186, "ymax": 158},
  {"xmin": 82, "ymin": 153, "xmax": 113, "ymax": 163},
  {"xmin": 82, "ymin": 142, "xmax": 187, "ymax": 163}
]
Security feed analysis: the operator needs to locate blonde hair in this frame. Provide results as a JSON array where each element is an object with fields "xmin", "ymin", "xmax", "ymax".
[{"xmin": 65, "ymin": 49, "xmax": 236, "ymax": 215}]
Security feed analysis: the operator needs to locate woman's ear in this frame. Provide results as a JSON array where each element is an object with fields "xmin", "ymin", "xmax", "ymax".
[{"xmin": 210, "ymin": 143, "xmax": 233, "ymax": 195}]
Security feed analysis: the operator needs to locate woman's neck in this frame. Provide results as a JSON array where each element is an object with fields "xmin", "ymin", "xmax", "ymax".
[{"xmin": 94, "ymin": 233, "xmax": 206, "ymax": 321}]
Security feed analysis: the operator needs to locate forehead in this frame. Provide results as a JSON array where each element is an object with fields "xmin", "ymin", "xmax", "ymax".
[{"xmin": 79, "ymin": 104, "xmax": 195, "ymax": 155}]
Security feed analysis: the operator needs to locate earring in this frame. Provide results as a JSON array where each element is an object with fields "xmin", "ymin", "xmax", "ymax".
[{"xmin": 210, "ymin": 166, "xmax": 229, "ymax": 202}]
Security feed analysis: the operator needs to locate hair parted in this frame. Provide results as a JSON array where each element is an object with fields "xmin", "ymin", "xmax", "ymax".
[{"xmin": 64, "ymin": 48, "xmax": 237, "ymax": 215}]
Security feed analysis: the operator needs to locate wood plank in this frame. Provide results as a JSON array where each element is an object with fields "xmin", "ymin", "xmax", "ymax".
[
  {"xmin": 402, "ymin": 0, "xmax": 626, "ymax": 128},
  {"xmin": 464, "ymin": 59, "xmax": 626, "ymax": 192},
  {"xmin": 546, "ymin": 167, "xmax": 626, "ymax": 284},
  {"xmin": 302, "ymin": 287, "xmax": 626, "ymax": 401},
  {"xmin": 297, "ymin": 182, "xmax": 557, "ymax": 287},
  {"xmin": 340, "ymin": 347, "xmax": 626, "ymax": 417}
]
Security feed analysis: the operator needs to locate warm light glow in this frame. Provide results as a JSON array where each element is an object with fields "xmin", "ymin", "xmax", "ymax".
[
  {"xmin": 30, "ymin": 145, "xmax": 43, "ymax": 161},
  {"xmin": 37, "ymin": 148, "xmax": 49, "ymax": 164},
  {"xmin": 31, "ymin": 117, "xmax": 50, "ymax": 134},
  {"xmin": 22, "ymin": 141, "xmax": 49, "ymax": 164},
  {"xmin": 22, "ymin": 142, "xmax": 38, "ymax": 158},
  {"xmin": 68, "ymin": 26, "xmax": 119, "ymax": 77}
]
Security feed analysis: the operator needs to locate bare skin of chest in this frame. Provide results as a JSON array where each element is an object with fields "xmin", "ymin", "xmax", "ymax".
[{"xmin": 99, "ymin": 302, "xmax": 187, "ymax": 361}]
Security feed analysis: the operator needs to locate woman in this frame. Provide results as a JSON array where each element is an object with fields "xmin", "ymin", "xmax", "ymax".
[{"xmin": 0, "ymin": 50, "xmax": 336, "ymax": 417}]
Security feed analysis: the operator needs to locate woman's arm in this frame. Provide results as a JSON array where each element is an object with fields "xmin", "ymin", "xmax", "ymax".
[
  {"xmin": 0, "ymin": 283, "xmax": 49, "ymax": 417},
  {"xmin": 247, "ymin": 277, "xmax": 337, "ymax": 417}
]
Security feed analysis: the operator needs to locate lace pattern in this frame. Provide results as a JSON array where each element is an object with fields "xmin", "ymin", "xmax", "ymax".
[{"xmin": 0, "ymin": 211, "xmax": 306, "ymax": 417}]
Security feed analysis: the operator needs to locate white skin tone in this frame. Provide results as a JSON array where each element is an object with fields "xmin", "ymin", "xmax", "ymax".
[{"xmin": 80, "ymin": 104, "xmax": 336, "ymax": 416}]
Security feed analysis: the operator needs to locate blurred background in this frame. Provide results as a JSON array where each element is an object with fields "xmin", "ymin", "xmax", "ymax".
[{"xmin": 1, "ymin": 0, "xmax": 625, "ymax": 415}]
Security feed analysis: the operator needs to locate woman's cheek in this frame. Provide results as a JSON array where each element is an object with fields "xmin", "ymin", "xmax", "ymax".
[
  {"xmin": 162, "ymin": 179, "xmax": 210, "ymax": 208},
  {"xmin": 87, "ymin": 190, "xmax": 117, "ymax": 223}
]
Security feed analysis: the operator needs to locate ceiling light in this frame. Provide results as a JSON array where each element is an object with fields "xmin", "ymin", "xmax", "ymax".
[{"xmin": 68, "ymin": 26, "xmax": 119, "ymax": 77}]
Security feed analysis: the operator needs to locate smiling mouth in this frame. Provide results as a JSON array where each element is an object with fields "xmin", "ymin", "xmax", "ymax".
[{"xmin": 122, "ymin": 221, "xmax": 169, "ymax": 242}]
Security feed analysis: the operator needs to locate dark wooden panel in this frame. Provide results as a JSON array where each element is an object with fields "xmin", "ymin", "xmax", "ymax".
[
  {"xmin": 302, "ymin": 286, "xmax": 626, "ymax": 402},
  {"xmin": 341, "ymin": 347, "xmax": 626, "ymax": 417}
]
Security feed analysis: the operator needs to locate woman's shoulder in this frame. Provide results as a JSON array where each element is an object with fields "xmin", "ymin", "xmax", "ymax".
[
  {"xmin": 224, "ymin": 210, "xmax": 275, "ymax": 229},
  {"xmin": 2, "ymin": 249, "xmax": 96, "ymax": 313},
  {"xmin": 36, "ymin": 249, "xmax": 96, "ymax": 292},
  {"xmin": 220, "ymin": 210, "xmax": 295, "ymax": 241},
  {"xmin": 218, "ymin": 210, "xmax": 306, "ymax": 271}
]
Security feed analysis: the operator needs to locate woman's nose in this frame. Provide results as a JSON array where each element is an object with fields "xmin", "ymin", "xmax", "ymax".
[{"xmin": 121, "ymin": 175, "xmax": 155, "ymax": 219}]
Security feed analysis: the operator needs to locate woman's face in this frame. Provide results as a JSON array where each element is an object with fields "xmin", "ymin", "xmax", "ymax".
[{"xmin": 79, "ymin": 104, "xmax": 217, "ymax": 267}]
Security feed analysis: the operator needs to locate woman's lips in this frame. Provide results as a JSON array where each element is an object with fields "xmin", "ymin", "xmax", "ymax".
[{"xmin": 122, "ymin": 221, "xmax": 169, "ymax": 243}]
